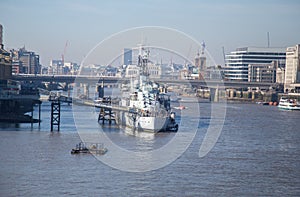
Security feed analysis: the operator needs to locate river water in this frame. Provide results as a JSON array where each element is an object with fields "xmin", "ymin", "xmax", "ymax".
[{"xmin": 0, "ymin": 101, "xmax": 299, "ymax": 196}]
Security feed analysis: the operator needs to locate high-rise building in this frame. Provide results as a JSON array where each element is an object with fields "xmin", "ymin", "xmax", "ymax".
[
  {"xmin": 0, "ymin": 47, "xmax": 12, "ymax": 80},
  {"xmin": 0, "ymin": 24, "xmax": 3, "ymax": 48},
  {"xmin": 284, "ymin": 44, "xmax": 300, "ymax": 92},
  {"xmin": 224, "ymin": 47, "xmax": 286, "ymax": 81},
  {"xmin": 13, "ymin": 47, "xmax": 41, "ymax": 74},
  {"xmin": 123, "ymin": 48, "xmax": 132, "ymax": 66},
  {"xmin": 0, "ymin": 24, "xmax": 12, "ymax": 80},
  {"xmin": 49, "ymin": 60, "xmax": 63, "ymax": 75}
]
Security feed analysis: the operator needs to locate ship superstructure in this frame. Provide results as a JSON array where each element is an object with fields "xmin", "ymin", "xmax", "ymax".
[{"xmin": 115, "ymin": 45, "xmax": 178, "ymax": 132}]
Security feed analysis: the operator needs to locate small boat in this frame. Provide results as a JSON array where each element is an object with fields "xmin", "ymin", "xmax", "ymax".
[
  {"xmin": 256, "ymin": 102, "xmax": 269, "ymax": 105},
  {"xmin": 71, "ymin": 142, "xmax": 107, "ymax": 155},
  {"xmin": 173, "ymin": 106, "xmax": 187, "ymax": 110},
  {"xmin": 278, "ymin": 98, "xmax": 300, "ymax": 110}
]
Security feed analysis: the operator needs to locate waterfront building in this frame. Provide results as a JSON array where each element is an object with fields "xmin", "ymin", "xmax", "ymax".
[
  {"xmin": 62, "ymin": 62, "xmax": 80, "ymax": 75},
  {"xmin": 160, "ymin": 62, "xmax": 181, "ymax": 79},
  {"xmin": 11, "ymin": 47, "xmax": 41, "ymax": 74},
  {"xmin": 284, "ymin": 44, "xmax": 300, "ymax": 92},
  {"xmin": 48, "ymin": 60, "xmax": 79, "ymax": 75},
  {"xmin": 206, "ymin": 65, "xmax": 224, "ymax": 80},
  {"xmin": 0, "ymin": 24, "xmax": 12, "ymax": 80},
  {"xmin": 11, "ymin": 60, "xmax": 22, "ymax": 75},
  {"xmin": 276, "ymin": 66, "xmax": 285, "ymax": 84},
  {"xmin": 123, "ymin": 48, "xmax": 132, "ymax": 66},
  {"xmin": 224, "ymin": 47, "xmax": 286, "ymax": 81},
  {"xmin": 0, "ymin": 47, "xmax": 12, "ymax": 80},
  {"xmin": 0, "ymin": 24, "xmax": 2, "ymax": 48},
  {"xmin": 125, "ymin": 63, "xmax": 161, "ymax": 78},
  {"xmin": 147, "ymin": 64, "xmax": 161, "ymax": 78},
  {"xmin": 125, "ymin": 65, "xmax": 139, "ymax": 78},
  {"xmin": 248, "ymin": 62, "xmax": 276, "ymax": 83},
  {"xmin": 49, "ymin": 60, "xmax": 63, "ymax": 75}
]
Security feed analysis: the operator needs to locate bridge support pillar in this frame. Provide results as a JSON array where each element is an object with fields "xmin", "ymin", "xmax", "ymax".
[
  {"xmin": 50, "ymin": 101, "xmax": 61, "ymax": 132},
  {"xmin": 210, "ymin": 87, "xmax": 219, "ymax": 102},
  {"xmin": 83, "ymin": 84, "xmax": 89, "ymax": 99},
  {"xmin": 97, "ymin": 81, "xmax": 104, "ymax": 98}
]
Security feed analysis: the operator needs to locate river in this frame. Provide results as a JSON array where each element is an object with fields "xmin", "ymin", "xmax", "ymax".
[{"xmin": 0, "ymin": 101, "xmax": 299, "ymax": 196}]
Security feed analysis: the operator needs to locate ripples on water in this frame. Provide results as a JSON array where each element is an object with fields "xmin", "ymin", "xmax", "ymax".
[{"xmin": 0, "ymin": 102, "xmax": 299, "ymax": 196}]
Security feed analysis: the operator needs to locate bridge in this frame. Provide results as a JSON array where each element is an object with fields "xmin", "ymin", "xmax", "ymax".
[{"xmin": 12, "ymin": 74, "xmax": 280, "ymax": 89}]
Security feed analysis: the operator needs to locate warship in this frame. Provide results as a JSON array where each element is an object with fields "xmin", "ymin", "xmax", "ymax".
[{"xmin": 115, "ymin": 46, "xmax": 178, "ymax": 132}]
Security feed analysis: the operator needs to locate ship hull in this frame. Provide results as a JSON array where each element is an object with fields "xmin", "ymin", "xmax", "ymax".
[
  {"xmin": 115, "ymin": 111, "xmax": 170, "ymax": 133},
  {"xmin": 278, "ymin": 98, "xmax": 300, "ymax": 110}
]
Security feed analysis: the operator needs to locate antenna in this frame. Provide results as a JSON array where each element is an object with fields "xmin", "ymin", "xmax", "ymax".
[
  {"xmin": 201, "ymin": 41, "xmax": 206, "ymax": 55},
  {"xmin": 267, "ymin": 32, "xmax": 270, "ymax": 48}
]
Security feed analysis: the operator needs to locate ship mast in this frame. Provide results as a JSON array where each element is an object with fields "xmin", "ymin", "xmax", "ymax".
[{"xmin": 137, "ymin": 44, "xmax": 150, "ymax": 76}]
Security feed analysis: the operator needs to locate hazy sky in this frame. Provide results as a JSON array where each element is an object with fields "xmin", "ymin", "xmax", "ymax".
[{"xmin": 1, "ymin": 0, "xmax": 299, "ymax": 66}]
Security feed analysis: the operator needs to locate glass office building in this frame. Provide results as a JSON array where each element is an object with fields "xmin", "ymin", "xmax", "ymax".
[{"xmin": 224, "ymin": 47, "xmax": 286, "ymax": 81}]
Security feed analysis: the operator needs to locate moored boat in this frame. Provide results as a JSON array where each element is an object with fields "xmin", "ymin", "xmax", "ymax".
[
  {"xmin": 278, "ymin": 97, "xmax": 300, "ymax": 110},
  {"xmin": 115, "ymin": 45, "xmax": 178, "ymax": 132}
]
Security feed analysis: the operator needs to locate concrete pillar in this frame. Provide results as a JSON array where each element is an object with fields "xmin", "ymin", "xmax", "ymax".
[
  {"xmin": 83, "ymin": 84, "xmax": 89, "ymax": 99},
  {"xmin": 251, "ymin": 91, "xmax": 257, "ymax": 100},
  {"xmin": 228, "ymin": 89, "xmax": 236, "ymax": 98},
  {"xmin": 214, "ymin": 88, "xmax": 219, "ymax": 102},
  {"xmin": 210, "ymin": 88, "xmax": 219, "ymax": 102},
  {"xmin": 226, "ymin": 89, "xmax": 231, "ymax": 98},
  {"xmin": 97, "ymin": 84, "xmax": 104, "ymax": 98}
]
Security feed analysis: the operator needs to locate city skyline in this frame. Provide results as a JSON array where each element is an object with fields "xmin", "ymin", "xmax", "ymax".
[{"xmin": 0, "ymin": 0, "xmax": 299, "ymax": 66}]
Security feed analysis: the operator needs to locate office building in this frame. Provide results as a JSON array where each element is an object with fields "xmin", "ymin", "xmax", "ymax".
[
  {"xmin": 248, "ymin": 63, "xmax": 276, "ymax": 83},
  {"xmin": 224, "ymin": 47, "xmax": 286, "ymax": 81},
  {"xmin": 0, "ymin": 47, "xmax": 12, "ymax": 80},
  {"xmin": 123, "ymin": 48, "xmax": 132, "ymax": 66},
  {"xmin": 0, "ymin": 24, "xmax": 3, "ymax": 48},
  {"xmin": 49, "ymin": 60, "xmax": 63, "ymax": 75},
  {"xmin": 0, "ymin": 24, "xmax": 12, "ymax": 80},
  {"xmin": 11, "ymin": 47, "xmax": 41, "ymax": 74},
  {"xmin": 284, "ymin": 44, "xmax": 300, "ymax": 92}
]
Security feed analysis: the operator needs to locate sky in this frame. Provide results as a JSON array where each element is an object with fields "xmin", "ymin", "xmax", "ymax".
[{"xmin": 1, "ymin": 0, "xmax": 300, "ymax": 67}]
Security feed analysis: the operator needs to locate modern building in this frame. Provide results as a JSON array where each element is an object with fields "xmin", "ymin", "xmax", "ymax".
[
  {"xmin": 248, "ymin": 63, "xmax": 276, "ymax": 83},
  {"xmin": 0, "ymin": 24, "xmax": 12, "ymax": 80},
  {"xmin": 0, "ymin": 24, "xmax": 2, "ymax": 48},
  {"xmin": 276, "ymin": 66, "xmax": 285, "ymax": 84},
  {"xmin": 48, "ymin": 60, "xmax": 79, "ymax": 75},
  {"xmin": 11, "ymin": 47, "xmax": 41, "ymax": 74},
  {"xmin": 123, "ymin": 48, "xmax": 132, "ymax": 66},
  {"xmin": 63, "ymin": 62, "xmax": 80, "ymax": 75},
  {"xmin": 49, "ymin": 60, "xmax": 63, "ymax": 75},
  {"xmin": 284, "ymin": 44, "xmax": 300, "ymax": 92},
  {"xmin": 11, "ymin": 60, "xmax": 22, "ymax": 75},
  {"xmin": 206, "ymin": 65, "xmax": 224, "ymax": 80},
  {"xmin": 224, "ymin": 47, "xmax": 286, "ymax": 81},
  {"xmin": 0, "ymin": 47, "xmax": 12, "ymax": 80}
]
